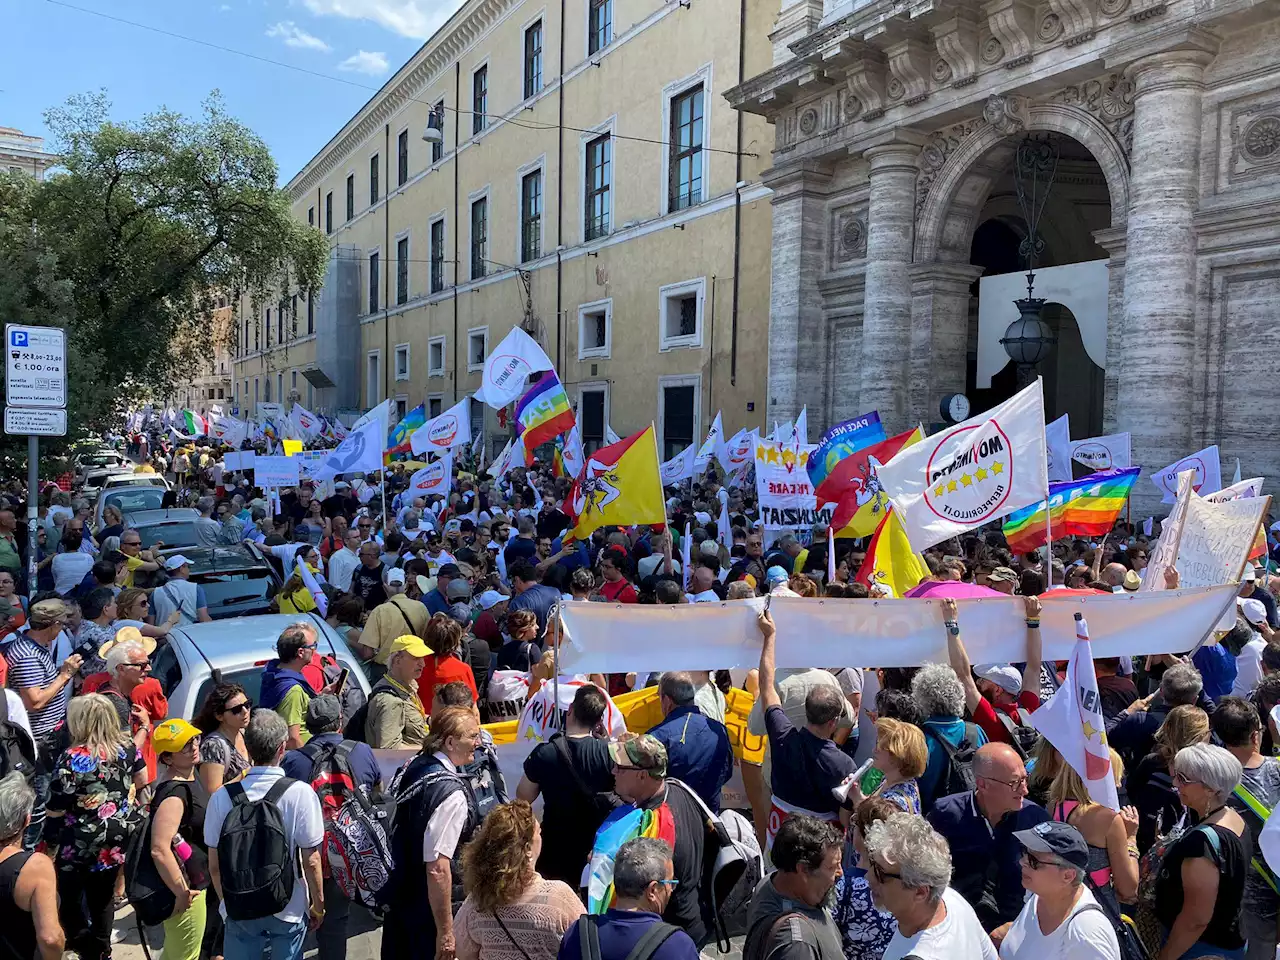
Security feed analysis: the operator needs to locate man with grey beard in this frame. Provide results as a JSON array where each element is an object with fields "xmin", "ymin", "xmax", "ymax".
[{"xmin": 743, "ymin": 815, "xmax": 845, "ymax": 960}]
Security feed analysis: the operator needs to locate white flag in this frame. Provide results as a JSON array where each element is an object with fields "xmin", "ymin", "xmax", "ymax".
[
  {"xmin": 311, "ymin": 418, "xmax": 384, "ymax": 481},
  {"xmin": 1070, "ymin": 432, "xmax": 1131, "ymax": 472},
  {"xmin": 1027, "ymin": 615, "xmax": 1120, "ymax": 811},
  {"xmin": 290, "ymin": 403, "xmax": 323, "ymax": 441},
  {"xmin": 561, "ymin": 425, "xmax": 585, "ymax": 480},
  {"xmin": 660, "ymin": 444, "xmax": 697, "ymax": 486},
  {"xmin": 1142, "ymin": 516, "xmax": 1154, "ymax": 537},
  {"xmin": 718, "ymin": 498, "xmax": 732, "ymax": 549},
  {"xmin": 1151, "ymin": 444, "xmax": 1222, "ymax": 503},
  {"xmin": 493, "ymin": 434, "xmax": 526, "ymax": 482},
  {"xmin": 473, "ymin": 327, "xmax": 554, "ymax": 409},
  {"xmin": 605, "ymin": 423, "xmax": 622, "ymax": 445},
  {"xmin": 409, "ymin": 452, "xmax": 454, "ymax": 498},
  {"xmin": 1045, "ymin": 413, "xmax": 1072, "ymax": 483},
  {"xmin": 352, "ymin": 398, "xmax": 393, "ymax": 441},
  {"xmin": 877, "ymin": 379, "xmax": 1049, "ymax": 552},
  {"xmin": 1233, "ymin": 458, "xmax": 1242, "ymax": 486},
  {"xmin": 720, "ymin": 428, "xmax": 757, "ymax": 485},
  {"xmin": 681, "ymin": 521, "xmax": 692, "ymax": 591},
  {"xmin": 793, "ymin": 407, "xmax": 808, "ymax": 447},
  {"xmin": 218, "ymin": 417, "xmax": 248, "ymax": 449},
  {"xmin": 410, "ymin": 397, "xmax": 473, "ymax": 455},
  {"xmin": 695, "ymin": 411, "xmax": 723, "ymax": 472}
]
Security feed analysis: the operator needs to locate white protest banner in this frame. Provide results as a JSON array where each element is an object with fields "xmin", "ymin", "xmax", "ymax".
[
  {"xmin": 253, "ymin": 455, "xmax": 300, "ymax": 488},
  {"xmin": 876, "ymin": 379, "xmax": 1049, "ymax": 552},
  {"xmin": 409, "ymin": 452, "xmax": 454, "ymax": 498},
  {"xmin": 696, "ymin": 411, "xmax": 723, "ymax": 472},
  {"xmin": 410, "ymin": 397, "xmax": 473, "ymax": 455},
  {"xmin": 223, "ymin": 450, "xmax": 255, "ymax": 472},
  {"xmin": 1046, "ymin": 413, "xmax": 1072, "ymax": 483},
  {"xmin": 1151, "ymin": 444, "xmax": 1221, "ymax": 503},
  {"xmin": 556, "ymin": 586, "xmax": 1239, "ymax": 674},
  {"xmin": 660, "ymin": 444, "xmax": 697, "ymax": 486},
  {"xmin": 473, "ymin": 327, "xmax": 554, "ymax": 409},
  {"xmin": 754, "ymin": 436, "xmax": 829, "ymax": 545},
  {"xmin": 1175, "ymin": 493, "xmax": 1269, "ymax": 588},
  {"xmin": 1142, "ymin": 470, "xmax": 1194, "ymax": 593},
  {"xmin": 311, "ymin": 418, "xmax": 384, "ymax": 481},
  {"xmin": 1070, "ymin": 432, "xmax": 1131, "ymax": 472},
  {"xmin": 1205, "ymin": 477, "xmax": 1264, "ymax": 502},
  {"xmin": 290, "ymin": 404, "xmax": 323, "ymax": 441},
  {"xmin": 292, "ymin": 449, "xmax": 330, "ymax": 481}
]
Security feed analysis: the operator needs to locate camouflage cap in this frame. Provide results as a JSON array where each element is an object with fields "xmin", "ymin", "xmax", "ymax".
[{"xmin": 608, "ymin": 733, "xmax": 668, "ymax": 777}]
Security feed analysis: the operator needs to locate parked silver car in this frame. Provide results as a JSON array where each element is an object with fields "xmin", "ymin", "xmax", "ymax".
[
  {"xmin": 94, "ymin": 483, "xmax": 171, "ymax": 528},
  {"xmin": 154, "ymin": 613, "xmax": 372, "ymax": 723}
]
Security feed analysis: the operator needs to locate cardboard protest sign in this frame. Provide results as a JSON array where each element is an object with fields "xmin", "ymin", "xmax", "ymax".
[
  {"xmin": 253, "ymin": 456, "xmax": 300, "ymax": 488},
  {"xmin": 754, "ymin": 436, "xmax": 829, "ymax": 545}
]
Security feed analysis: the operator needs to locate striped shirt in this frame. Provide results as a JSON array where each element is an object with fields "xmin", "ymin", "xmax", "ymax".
[{"xmin": 3, "ymin": 633, "xmax": 68, "ymax": 736}]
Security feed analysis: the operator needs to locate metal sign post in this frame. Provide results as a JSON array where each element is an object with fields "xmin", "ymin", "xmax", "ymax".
[{"xmin": 4, "ymin": 324, "xmax": 68, "ymax": 592}]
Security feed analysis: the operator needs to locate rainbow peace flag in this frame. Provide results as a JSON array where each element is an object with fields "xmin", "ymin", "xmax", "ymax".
[
  {"xmin": 385, "ymin": 403, "xmax": 426, "ymax": 463},
  {"xmin": 586, "ymin": 803, "xmax": 676, "ymax": 914},
  {"xmin": 516, "ymin": 371, "xmax": 576, "ymax": 456},
  {"xmin": 1002, "ymin": 467, "xmax": 1140, "ymax": 554}
]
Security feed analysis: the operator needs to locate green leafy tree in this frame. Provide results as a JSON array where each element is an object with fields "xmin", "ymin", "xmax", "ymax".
[{"xmin": 0, "ymin": 91, "xmax": 326, "ymax": 466}]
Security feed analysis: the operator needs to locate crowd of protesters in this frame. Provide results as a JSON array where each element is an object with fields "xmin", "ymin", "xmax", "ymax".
[{"xmin": 0, "ymin": 429, "xmax": 1277, "ymax": 960}]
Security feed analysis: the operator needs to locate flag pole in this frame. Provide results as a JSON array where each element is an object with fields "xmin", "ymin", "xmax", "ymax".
[
  {"xmin": 827, "ymin": 524, "xmax": 836, "ymax": 586},
  {"xmin": 552, "ymin": 601, "xmax": 563, "ymax": 732}
]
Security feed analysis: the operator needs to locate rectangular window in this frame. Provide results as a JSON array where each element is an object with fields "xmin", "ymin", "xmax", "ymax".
[
  {"xmin": 325, "ymin": 192, "xmax": 333, "ymax": 233},
  {"xmin": 472, "ymin": 66, "xmax": 488, "ymax": 135},
  {"xmin": 428, "ymin": 336, "xmax": 446, "ymax": 376},
  {"xmin": 370, "ymin": 153, "xmax": 379, "ymax": 205},
  {"xmin": 521, "ymin": 169, "xmax": 542, "ymax": 262},
  {"xmin": 428, "ymin": 396, "xmax": 443, "ymax": 418},
  {"xmin": 431, "ymin": 102, "xmax": 445, "ymax": 163},
  {"xmin": 277, "ymin": 373, "xmax": 283, "ymax": 404},
  {"xmin": 467, "ymin": 328, "xmax": 488, "ymax": 371},
  {"xmin": 290, "ymin": 295, "xmax": 297, "ymax": 338},
  {"xmin": 430, "ymin": 219, "xmax": 446, "ymax": 293},
  {"xmin": 264, "ymin": 377, "xmax": 271, "ymax": 402},
  {"xmin": 470, "ymin": 198, "xmax": 487, "ymax": 280},
  {"xmin": 397, "ymin": 236, "xmax": 409, "ymax": 304},
  {"xmin": 580, "ymin": 388, "xmax": 606, "ymax": 451},
  {"xmin": 291, "ymin": 371, "xmax": 297, "ymax": 390},
  {"xmin": 277, "ymin": 301, "xmax": 284, "ymax": 342},
  {"xmin": 308, "ymin": 206, "xmax": 314, "ymax": 227},
  {"xmin": 524, "ymin": 21, "xmax": 543, "ymax": 99},
  {"xmin": 369, "ymin": 252, "xmax": 380, "ymax": 313},
  {"xmin": 265, "ymin": 308, "xmax": 272, "ymax": 345},
  {"xmin": 669, "ymin": 86, "xmax": 704, "ymax": 211},
  {"xmin": 661, "ymin": 383, "xmax": 696, "ymax": 460},
  {"xmin": 346, "ymin": 174, "xmax": 354, "ymax": 221},
  {"xmin": 306, "ymin": 293, "xmax": 314, "ymax": 335},
  {"xmin": 397, "ymin": 130, "xmax": 409, "ymax": 186},
  {"xmin": 394, "ymin": 343, "xmax": 410, "ymax": 381},
  {"xmin": 395, "ymin": 397, "xmax": 409, "ymax": 421},
  {"xmin": 366, "ymin": 352, "xmax": 381, "ymax": 407},
  {"xmin": 254, "ymin": 379, "xmax": 259, "ymax": 405},
  {"xmin": 585, "ymin": 134, "xmax": 611, "ymax": 241},
  {"xmin": 578, "ymin": 299, "xmax": 611, "ymax": 359},
  {"xmin": 589, "ymin": 0, "xmax": 612, "ymax": 54},
  {"xmin": 659, "ymin": 278, "xmax": 705, "ymax": 349}
]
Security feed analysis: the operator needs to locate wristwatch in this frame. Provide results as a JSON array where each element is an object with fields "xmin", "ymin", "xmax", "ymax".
[{"xmin": 944, "ymin": 621, "xmax": 960, "ymax": 636}]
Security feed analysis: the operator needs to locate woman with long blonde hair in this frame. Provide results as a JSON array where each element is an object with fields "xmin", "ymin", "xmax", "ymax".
[
  {"xmin": 1131, "ymin": 703, "xmax": 1210, "ymax": 853},
  {"xmin": 452, "ymin": 800, "xmax": 584, "ymax": 959},
  {"xmin": 1049, "ymin": 748, "xmax": 1140, "ymax": 908},
  {"xmin": 43, "ymin": 694, "xmax": 144, "ymax": 960}
]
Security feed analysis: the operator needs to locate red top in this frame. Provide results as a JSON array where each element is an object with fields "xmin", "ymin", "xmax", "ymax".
[
  {"xmin": 417, "ymin": 653, "xmax": 478, "ymax": 706},
  {"xmin": 83, "ymin": 674, "xmax": 169, "ymax": 782},
  {"xmin": 599, "ymin": 579, "xmax": 638, "ymax": 603},
  {"xmin": 972, "ymin": 689, "xmax": 1041, "ymax": 746}
]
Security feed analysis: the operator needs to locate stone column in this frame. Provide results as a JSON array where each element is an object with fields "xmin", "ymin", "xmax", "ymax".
[
  {"xmin": 1117, "ymin": 48, "xmax": 1214, "ymax": 505},
  {"xmin": 908, "ymin": 262, "xmax": 984, "ymax": 427},
  {"xmin": 860, "ymin": 133, "xmax": 924, "ymax": 431},
  {"xmin": 763, "ymin": 160, "xmax": 833, "ymax": 426}
]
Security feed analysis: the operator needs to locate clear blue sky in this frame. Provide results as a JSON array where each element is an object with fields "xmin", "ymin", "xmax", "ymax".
[{"xmin": 4, "ymin": 0, "xmax": 463, "ymax": 182}]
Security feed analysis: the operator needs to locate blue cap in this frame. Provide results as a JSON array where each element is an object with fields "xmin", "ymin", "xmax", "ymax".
[{"xmin": 767, "ymin": 565, "xmax": 790, "ymax": 585}]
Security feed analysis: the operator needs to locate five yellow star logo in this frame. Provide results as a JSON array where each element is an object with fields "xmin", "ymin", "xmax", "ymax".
[
  {"xmin": 974, "ymin": 466, "xmax": 988, "ymax": 481},
  {"xmin": 992, "ymin": 461, "xmax": 1004, "ymax": 475},
  {"xmin": 934, "ymin": 484, "xmax": 945, "ymax": 497},
  {"xmin": 781, "ymin": 449, "xmax": 797, "ymax": 470},
  {"xmin": 1082, "ymin": 719, "xmax": 1099, "ymax": 741},
  {"xmin": 960, "ymin": 473, "xmax": 973, "ymax": 487},
  {"xmin": 947, "ymin": 479, "xmax": 958, "ymax": 493}
]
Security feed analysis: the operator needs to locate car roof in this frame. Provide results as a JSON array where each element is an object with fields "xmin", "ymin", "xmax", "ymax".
[
  {"xmin": 127, "ymin": 509, "xmax": 201, "ymax": 525},
  {"xmin": 157, "ymin": 543, "xmax": 269, "ymax": 569},
  {"xmin": 86, "ymin": 466, "xmax": 135, "ymax": 480},
  {"xmin": 108, "ymin": 475, "xmax": 164, "ymax": 485},
  {"xmin": 167, "ymin": 614, "xmax": 346, "ymax": 672}
]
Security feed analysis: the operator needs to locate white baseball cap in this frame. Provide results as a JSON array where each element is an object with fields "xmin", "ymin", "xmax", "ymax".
[
  {"xmin": 1243, "ymin": 565, "xmax": 1259, "ymax": 583},
  {"xmin": 385, "ymin": 567, "xmax": 406, "ymax": 586},
  {"xmin": 164, "ymin": 555, "xmax": 192, "ymax": 571},
  {"xmin": 975, "ymin": 663, "xmax": 1022, "ymax": 695},
  {"xmin": 1239, "ymin": 596, "xmax": 1268, "ymax": 627}
]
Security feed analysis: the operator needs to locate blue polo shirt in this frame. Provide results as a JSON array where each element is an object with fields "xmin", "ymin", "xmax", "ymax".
[
  {"xmin": 646, "ymin": 705, "xmax": 734, "ymax": 813},
  {"xmin": 558, "ymin": 910, "xmax": 700, "ymax": 960},
  {"xmin": 926, "ymin": 790, "xmax": 1049, "ymax": 930}
]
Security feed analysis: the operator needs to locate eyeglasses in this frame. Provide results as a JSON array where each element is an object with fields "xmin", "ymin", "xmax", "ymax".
[
  {"xmin": 358, "ymin": 522, "xmax": 372, "ymax": 528},
  {"xmin": 652, "ymin": 879, "xmax": 679, "ymax": 889},
  {"xmin": 1173, "ymin": 772, "xmax": 1199, "ymax": 787},
  {"xmin": 869, "ymin": 860, "xmax": 902, "ymax": 885},
  {"xmin": 224, "ymin": 701, "xmax": 252, "ymax": 715},
  {"xmin": 138, "ymin": 599, "xmax": 150, "ymax": 607},
  {"xmin": 123, "ymin": 660, "xmax": 151, "ymax": 670},
  {"xmin": 1019, "ymin": 851, "xmax": 1059, "ymax": 871},
  {"xmin": 982, "ymin": 774, "xmax": 1029, "ymax": 791}
]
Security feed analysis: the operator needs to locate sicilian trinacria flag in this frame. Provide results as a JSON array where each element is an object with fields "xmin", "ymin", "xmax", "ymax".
[
  {"xmin": 828, "ymin": 425, "xmax": 924, "ymax": 539},
  {"xmin": 807, "ymin": 411, "xmax": 887, "ymax": 506},
  {"xmin": 875, "ymin": 379, "xmax": 1049, "ymax": 552},
  {"xmin": 566, "ymin": 426, "xmax": 665, "ymax": 543},
  {"xmin": 1027, "ymin": 614, "xmax": 1120, "ymax": 810},
  {"xmin": 1001, "ymin": 467, "xmax": 1141, "ymax": 555},
  {"xmin": 516, "ymin": 371, "xmax": 576, "ymax": 458},
  {"xmin": 854, "ymin": 509, "xmax": 928, "ymax": 598}
]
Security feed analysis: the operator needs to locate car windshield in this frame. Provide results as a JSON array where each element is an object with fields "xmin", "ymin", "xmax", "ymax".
[
  {"xmin": 82, "ymin": 455, "xmax": 119, "ymax": 468},
  {"xmin": 109, "ymin": 476, "xmax": 164, "ymax": 488},
  {"xmin": 197, "ymin": 569, "xmax": 276, "ymax": 611},
  {"xmin": 103, "ymin": 489, "xmax": 165, "ymax": 514},
  {"xmin": 135, "ymin": 523, "xmax": 199, "ymax": 549}
]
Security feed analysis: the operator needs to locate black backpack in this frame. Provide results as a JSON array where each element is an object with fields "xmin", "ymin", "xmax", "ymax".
[
  {"xmin": 124, "ymin": 781, "xmax": 193, "ymax": 926},
  {"xmin": 579, "ymin": 914, "xmax": 679, "ymax": 960},
  {"xmin": 216, "ymin": 778, "xmax": 299, "ymax": 921},
  {"xmin": 0, "ymin": 694, "xmax": 36, "ymax": 785},
  {"xmin": 927, "ymin": 721, "xmax": 981, "ymax": 798},
  {"xmin": 342, "ymin": 681, "xmax": 404, "ymax": 744}
]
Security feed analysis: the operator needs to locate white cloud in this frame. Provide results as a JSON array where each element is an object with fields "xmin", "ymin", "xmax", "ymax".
[
  {"xmin": 338, "ymin": 50, "xmax": 392, "ymax": 75},
  {"xmin": 300, "ymin": 0, "xmax": 456, "ymax": 40},
  {"xmin": 265, "ymin": 20, "xmax": 333, "ymax": 52}
]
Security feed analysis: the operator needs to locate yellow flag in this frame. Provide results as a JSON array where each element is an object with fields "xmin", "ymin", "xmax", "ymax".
[
  {"xmin": 566, "ymin": 425, "xmax": 666, "ymax": 542},
  {"xmin": 831, "ymin": 426, "xmax": 924, "ymax": 539},
  {"xmin": 855, "ymin": 509, "xmax": 928, "ymax": 598},
  {"xmin": 282, "ymin": 439, "xmax": 304, "ymax": 456}
]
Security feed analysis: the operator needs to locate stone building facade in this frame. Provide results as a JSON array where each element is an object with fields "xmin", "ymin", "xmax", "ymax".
[{"xmin": 727, "ymin": 0, "xmax": 1280, "ymax": 512}]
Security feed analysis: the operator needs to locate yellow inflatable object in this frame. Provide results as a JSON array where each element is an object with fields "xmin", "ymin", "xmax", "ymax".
[{"xmin": 484, "ymin": 686, "xmax": 765, "ymax": 764}]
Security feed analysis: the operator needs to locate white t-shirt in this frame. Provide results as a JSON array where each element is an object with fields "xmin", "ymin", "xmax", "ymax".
[
  {"xmin": 421, "ymin": 753, "xmax": 470, "ymax": 861},
  {"xmin": 1232, "ymin": 635, "xmax": 1267, "ymax": 699},
  {"xmin": 999, "ymin": 887, "xmax": 1121, "ymax": 960},
  {"xmin": 204, "ymin": 766, "xmax": 324, "ymax": 924},
  {"xmin": 883, "ymin": 888, "xmax": 998, "ymax": 960},
  {"xmin": 52, "ymin": 551, "xmax": 95, "ymax": 596}
]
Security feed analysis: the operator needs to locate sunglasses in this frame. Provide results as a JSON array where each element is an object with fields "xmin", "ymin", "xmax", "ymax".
[
  {"xmin": 1019, "ymin": 850, "xmax": 1059, "ymax": 871},
  {"xmin": 652, "ymin": 879, "xmax": 679, "ymax": 889},
  {"xmin": 869, "ymin": 860, "xmax": 903, "ymax": 885},
  {"xmin": 224, "ymin": 701, "xmax": 252, "ymax": 715}
]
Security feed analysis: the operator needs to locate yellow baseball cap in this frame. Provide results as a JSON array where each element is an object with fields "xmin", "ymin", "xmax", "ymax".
[
  {"xmin": 152, "ymin": 718, "xmax": 201, "ymax": 756},
  {"xmin": 390, "ymin": 634, "xmax": 433, "ymax": 658}
]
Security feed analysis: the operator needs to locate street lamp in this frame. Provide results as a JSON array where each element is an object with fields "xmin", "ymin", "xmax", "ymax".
[{"xmin": 999, "ymin": 135, "xmax": 1060, "ymax": 385}]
